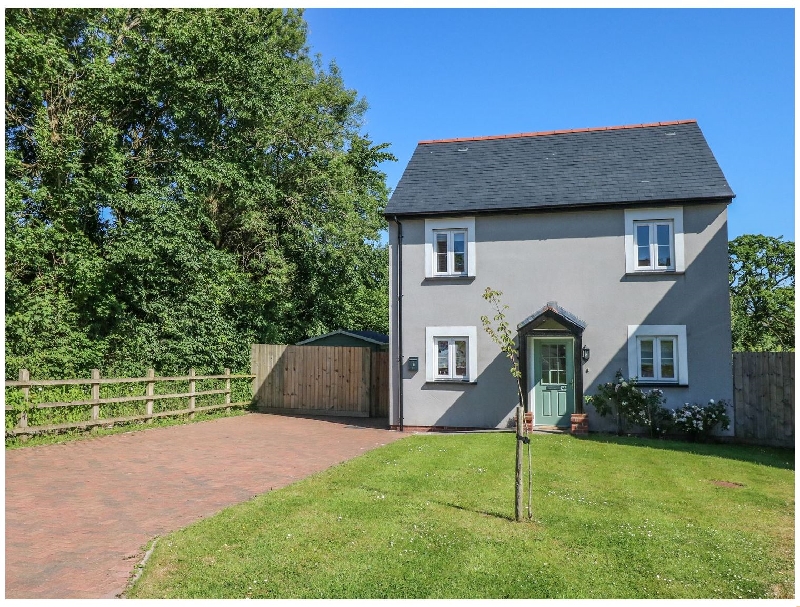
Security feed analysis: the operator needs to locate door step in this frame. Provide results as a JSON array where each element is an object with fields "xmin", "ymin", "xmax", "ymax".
[
  {"xmin": 528, "ymin": 424, "xmax": 569, "ymax": 434},
  {"xmin": 523, "ymin": 413, "xmax": 576, "ymax": 434}
]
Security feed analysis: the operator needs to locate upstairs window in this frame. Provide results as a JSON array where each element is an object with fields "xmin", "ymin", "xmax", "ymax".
[
  {"xmin": 634, "ymin": 221, "xmax": 674, "ymax": 270},
  {"xmin": 433, "ymin": 229, "xmax": 467, "ymax": 275},
  {"xmin": 624, "ymin": 208, "xmax": 685, "ymax": 274},
  {"xmin": 424, "ymin": 217, "xmax": 476, "ymax": 278}
]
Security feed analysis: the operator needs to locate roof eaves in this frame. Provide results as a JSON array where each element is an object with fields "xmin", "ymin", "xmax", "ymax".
[{"xmin": 384, "ymin": 194, "xmax": 735, "ymax": 219}]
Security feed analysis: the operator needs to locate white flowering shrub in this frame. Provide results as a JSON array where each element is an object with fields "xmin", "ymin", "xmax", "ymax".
[
  {"xmin": 584, "ymin": 370, "xmax": 672, "ymax": 437},
  {"xmin": 625, "ymin": 388, "xmax": 673, "ymax": 439},
  {"xmin": 672, "ymin": 400, "xmax": 731, "ymax": 440}
]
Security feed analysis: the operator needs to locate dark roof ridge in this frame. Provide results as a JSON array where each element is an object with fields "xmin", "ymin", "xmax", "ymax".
[{"xmin": 418, "ymin": 119, "xmax": 697, "ymax": 145}]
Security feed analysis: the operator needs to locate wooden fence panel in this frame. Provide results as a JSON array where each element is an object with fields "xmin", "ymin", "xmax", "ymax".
[
  {"xmin": 361, "ymin": 348, "xmax": 371, "ymax": 414},
  {"xmin": 733, "ymin": 352, "xmax": 794, "ymax": 448},
  {"xmin": 370, "ymin": 351, "xmax": 389, "ymax": 417},
  {"xmin": 370, "ymin": 352, "xmax": 379, "ymax": 418},
  {"xmin": 737, "ymin": 353, "xmax": 748, "ymax": 438},
  {"xmin": 285, "ymin": 347, "xmax": 296, "ymax": 410},
  {"xmin": 250, "ymin": 344, "xmax": 389, "ymax": 418},
  {"xmin": 332, "ymin": 347, "xmax": 341, "ymax": 413}
]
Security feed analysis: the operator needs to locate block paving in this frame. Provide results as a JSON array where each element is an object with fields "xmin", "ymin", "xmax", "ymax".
[{"xmin": 5, "ymin": 413, "xmax": 403, "ymax": 599}]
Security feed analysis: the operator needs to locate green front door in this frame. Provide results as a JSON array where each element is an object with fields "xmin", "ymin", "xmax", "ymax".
[{"xmin": 530, "ymin": 337, "xmax": 575, "ymax": 427}]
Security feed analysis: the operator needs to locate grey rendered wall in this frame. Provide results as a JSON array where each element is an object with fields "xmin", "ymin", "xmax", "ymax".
[{"xmin": 388, "ymin": 203, "xmax": 734, "ymax": 432}]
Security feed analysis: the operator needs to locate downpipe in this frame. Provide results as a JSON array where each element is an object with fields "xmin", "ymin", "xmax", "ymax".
[{"xmin": 393, "ymin": 215, "xmax": 404, "ymax": 431}]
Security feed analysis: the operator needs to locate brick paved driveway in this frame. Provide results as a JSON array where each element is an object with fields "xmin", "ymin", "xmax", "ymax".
[{"xmin": 5, "ymin": 413, "xmax": 403, "ymax": 599}]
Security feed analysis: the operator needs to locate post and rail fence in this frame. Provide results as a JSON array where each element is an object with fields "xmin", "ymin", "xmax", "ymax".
[
  {"xmin": 5, "ymin": 368, "xmax": 254, "ymax": 437},
  {"xmin": 5, "ymin": 345, "xmax": 389, "ymax": 439}
]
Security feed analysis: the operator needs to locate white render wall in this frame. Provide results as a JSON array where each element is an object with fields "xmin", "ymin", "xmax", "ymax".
[{"xmin": 388, "ymin": 202, "xmax": 734, "ymax": 432}]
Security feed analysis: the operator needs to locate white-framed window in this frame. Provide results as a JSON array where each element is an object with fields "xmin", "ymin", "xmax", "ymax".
[
  {"xmin": 435, "ymin": 337, "xmax": 468, "ymax": 379},
  {"xmin": 628, "ymin": 325, "xmax": 688, "ymax": 385},
  {"xmin": 636, "ymin": 335, "xmax": 677, "ymax": 381},
  {"xmin": 424, "ymin": 217, "xmax": 476, "ymax": 278},
  {"xmin": 624, "ymin": 208, "xmax": 684, "ymax": 273},
  {"xmin": 425, "ymin": 326, "xmax": 478, "ymax": 382},
  {"xmin": 433, "ymin": 229, "xmax": 467, "ymax": 275},
  {"xmin": 634, "ymin": 220, "xmax": 674, "ymax": 270}
]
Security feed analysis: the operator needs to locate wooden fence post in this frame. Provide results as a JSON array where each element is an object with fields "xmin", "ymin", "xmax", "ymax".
[
  {"xmin": 189, "ymin": 368, "xmax": 196, "ymax": 419},
  {"xmin": 18, "ymin": 369, "xmax": 29, "ymax": 432},
  {"xmin": 224, "ymin": 367, "xmax": 231, "ymax": 413},
  {"xmin": 146, "ymin": 368, "xmax": 155, "ymax": 422},
  {"xmin": 91, "ymin": 369, "xmax": 100, "ymax": 421}
]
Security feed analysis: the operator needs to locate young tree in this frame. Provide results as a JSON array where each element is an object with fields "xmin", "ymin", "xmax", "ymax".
[
  {"xmin": 729, "ymin": 235, "xmax": 794, "ymax": 351},
  {"xmin": 481, "ymin": 287, "xmax": 531, "ymax": 522}
]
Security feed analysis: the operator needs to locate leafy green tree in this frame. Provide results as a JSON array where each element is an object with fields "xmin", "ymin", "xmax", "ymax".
[
  {"xmin": 729, "ymin": 235, "xmax": 794, "ymax": 352},
  {"xmin": 5, "ymin": 8, "xmax": 393, "ymax": 378}
]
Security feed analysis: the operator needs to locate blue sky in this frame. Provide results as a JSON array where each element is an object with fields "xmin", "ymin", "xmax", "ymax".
[{"xmin": 304, "ymin": 8, "xmax": 795, "ymax": 241}]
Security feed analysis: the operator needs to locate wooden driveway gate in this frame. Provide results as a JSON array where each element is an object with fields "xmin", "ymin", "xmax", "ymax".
[{"xmin": 251, "ymin": 344, "xmax": 388, "ymax": 418}]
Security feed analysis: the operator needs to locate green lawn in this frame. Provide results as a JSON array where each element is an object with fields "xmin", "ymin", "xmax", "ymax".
[{"xmin": 127, "ymin": 433, "xmax": 794, "ymax": 599}]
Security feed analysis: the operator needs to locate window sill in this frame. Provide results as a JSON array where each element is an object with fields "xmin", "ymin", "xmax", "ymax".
[
  {"xmin": 425, "ymin": 379, "xmax": 477, "ymax": 385},
  {"xmin": 422, "ymin": 275, "xmax": 476, "ymax": 283},
  {"xmin": 636, "ymin": 381, "xmax": 688, "ymax": 387},
  {"xmin": 625, "ymin": 270, "xmax": 684, "ymax": 277}
]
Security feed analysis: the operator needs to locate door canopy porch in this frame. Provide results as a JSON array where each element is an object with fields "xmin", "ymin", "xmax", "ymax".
[{"xmin": 517, "ymin": 301, "xmax": 587, "ymax": 414}]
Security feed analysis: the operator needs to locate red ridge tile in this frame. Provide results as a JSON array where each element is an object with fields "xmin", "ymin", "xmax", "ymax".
[
  {"xmin": 418, "ymin": 119, "xmax": 697, "ymax": 145},
  {"xmin": 419, "ymin": 119, "xmax": 697, "ymax": 145}
]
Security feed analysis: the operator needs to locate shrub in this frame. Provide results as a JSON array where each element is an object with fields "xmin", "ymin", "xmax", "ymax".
[
  {"xmin": 625, "ymin": 388, "xmax": 673, "ymax": 439},
  {"xmin": 672, "ymin": 400, "xmax": 731, "ymax": 441},
  {"xmin": 584, "ymin": 370, "xmax": 672, "ymax": 438}
]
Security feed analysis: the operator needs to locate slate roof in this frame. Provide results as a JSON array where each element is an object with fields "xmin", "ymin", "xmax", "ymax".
[
  {"xmin": 346, "ymin": 330, "xmax": 390, "ymax": 344},
  {"xmin": 297, "ymin": 329, "xmax": 389, "ymax": 346},
  {"xmin": 517, "ymin": 301, "xmax": 587, "ymax": 332},
  {"xmin": 385, "ymin": 120, "xmax": 734, "ymax": 217}
]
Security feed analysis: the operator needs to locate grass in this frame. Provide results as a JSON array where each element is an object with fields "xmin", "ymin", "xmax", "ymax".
[{"xmin": 127, "ymin": 433, "xmax": 794, "ymax": 599}]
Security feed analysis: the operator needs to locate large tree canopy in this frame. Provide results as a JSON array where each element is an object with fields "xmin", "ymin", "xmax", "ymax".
[
  {"xmin": 5, "ymin": 8, "xmax": 394, "ymax": 377},
  {"xmin": 729, "ymin": 234, "xmax": 794, "ymax": 352}
]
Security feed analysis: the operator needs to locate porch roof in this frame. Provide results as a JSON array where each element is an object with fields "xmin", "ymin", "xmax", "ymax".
[{"xmin": 517, "ymin": 301, "xmax": 587, "ymax": 334}]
